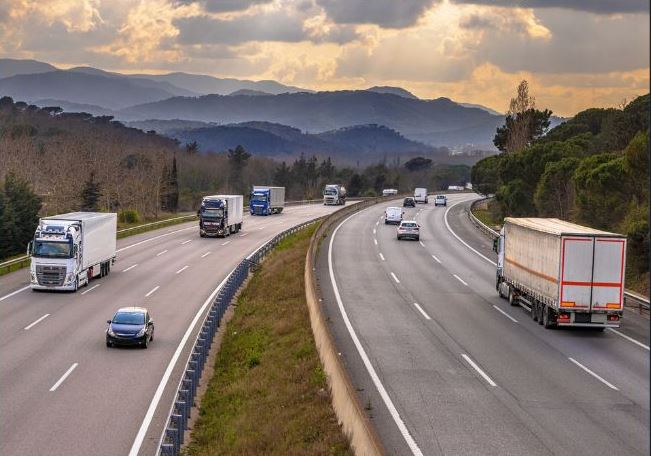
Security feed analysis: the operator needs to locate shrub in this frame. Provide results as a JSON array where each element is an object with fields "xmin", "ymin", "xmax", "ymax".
[{"xmin": 118, "ymin": 209, "xmax": 140, "ymax": 224}]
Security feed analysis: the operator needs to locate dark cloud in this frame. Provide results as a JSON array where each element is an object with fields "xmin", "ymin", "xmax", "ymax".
[
  {"xmin": 453, "ymin": 0, "xmax": 649, "ymax": 15},
  {"xmin": 316, "ymin": 0, "xmax": 437, "ymax": 28},
  {"xmin": 203, "ymin": 0, "xmax": 273, "ymax": 13},
  {"xmin": 459, "ymin": 14, "xmax": 498, "ymax": 29}
]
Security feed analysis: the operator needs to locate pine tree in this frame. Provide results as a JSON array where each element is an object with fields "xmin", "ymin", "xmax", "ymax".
[
  {"xmin": 168, "ymin": 155, "xmax": 179, "ymax": 212},
  {"xmin": 1, "ymin": 173, "xmax": 41, "ymax": 257},
  {"xmin": 227, "ymin": 145, "xmax": 251, "ymax": 194},
  {"xmin": 80, "ymin": 172, "xmax": 101, "ymax": 211}
]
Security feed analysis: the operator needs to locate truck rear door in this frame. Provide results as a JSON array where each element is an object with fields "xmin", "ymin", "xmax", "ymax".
[
  {"xmin": 591, "ymin": 238, "xmax": 626, "ymax": 311},
  {"xmin": 560, "ymin": 237, "xmax": 593, "ymax": 309}
]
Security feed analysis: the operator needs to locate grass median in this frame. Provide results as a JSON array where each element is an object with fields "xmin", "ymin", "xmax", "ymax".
[{"xmin": 182, "ymin": 224, "xmax": 352, "ymax": 456}]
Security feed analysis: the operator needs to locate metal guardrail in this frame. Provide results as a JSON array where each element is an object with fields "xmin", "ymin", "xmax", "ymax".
[
  {"xmin": 467, "ymin": 196, "xmax": 649, "ymax": 311},
  {"xmin": 157, "ymin": 218, "xmax": 324, "ymax": 456}
]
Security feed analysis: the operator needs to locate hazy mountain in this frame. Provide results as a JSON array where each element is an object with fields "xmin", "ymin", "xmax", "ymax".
[
  {"xmin": 228, "ymin": 89, "xmax": 273, "ymax": 96},
  {"xmin": 367, "ymin": 86, "xmax": 418, "ymax": 99},
  {"xmin": 458, "ymin": 102, "xmax": 503, "ymax": 116},
  {"xmin": 120, "ymin": 91, "xmax": 504, "ymax": 147},
  {"xmin": 0, "ymin": 58, "xmax": 57, "ymax": 78},
  {"xmin": 33, "ymin": 99, "xmax": 117, "ymax": 117},
  {"xmin": 126, "ymin": 119, "xmax": 219, "ymax": 133}
]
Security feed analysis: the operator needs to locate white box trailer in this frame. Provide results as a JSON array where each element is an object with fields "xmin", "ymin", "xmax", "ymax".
[
  {"xmin": 29, "ymin": 212, "xmax": 117, "ymax": 291},
  {"xmin": 495, "ymin": 218, "xmax": 626, "ymax": 329},
  {"xmin": 199, "ymin": 195, "xmax": 244, "ymax": 237}
]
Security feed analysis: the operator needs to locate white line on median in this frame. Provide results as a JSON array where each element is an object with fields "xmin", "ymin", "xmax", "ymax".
[
  {"xmin": 117, "ymin": 226, "xmax": 195, "ymax": 253},
  {"xmin": 413, "ymin": 303, "xmax": 431, "ymax": 320},
  {"xmin": 145, "ymin": 286, "xmax": 159, "ymax": 297},
  {"xmin": 24, "ymin": 314, "xmax": 50, "ymax": 330},
  {"xmin": 49, "ymin": 363, "xmax": 78, "ymax": 392},
  {"xmin": 221, "ymin": 241, "xmax": 231, "ymax": 246},
  {"xmin": 156, "ymin": 250, "xmax": 168, "ymax": 256},
  {"xmin": 81, "ymin": 284, "xmax": 101, "ymax": 295},
  {"xmin": 239, "ymin": 232, "xmax": 248, "ymax": 237},
  {"xmin": 379, "ymin": 253, "xmax": 385, "ymax": 261},
  {"xmin": 258, "ymin": 227, "xmax": 264, "ymax": 230},
  {"xmin": 201, "ymin": 251, "xmax": 212, "ymax": 258},
  {"xmin": 391, "ymin": 272, "xmax": 400, "ymax": 284},
  {"xmin": 374, "ymin": 238, "xmax": 378, "ymax": 245},
  {"xmin": 181, "ymin": 239, "xmax": 192, "ymax": 245},
  {"xmin": 607, "ymin": 328, "xmax": 650, "ymax": 351},
  {"xmin": 328, "ymin": 211, "xmax": 424, "ymax": 456},
  {"xmin": 431, "ymin": 254, "xmax": 442, "ymax": 264},
  {"xmin": 568, "ymin": 357, "xmax": 618, "ymax": 390},
  {"xmin": 453, "ymin": 274, "xmax": 468, "ymax": 286},
  {"xmin": 419, "ymin": 241, "xmax": 425, "ymax": 247},
  {"xmin": 492, "ymin": 305, "xmax": 518, "ymax": 323},
  {"xmin": 0, "ymin": 285, "xmax": 30, "ymax": 302},
  {"xmin": 176, "ymin": 266, "xmax": 189, "ymax": 274},
  {"xmin": 373, "ymin": 228, "xmax": 377, "ymax": 234},
  {"xmin": 122, "ymin": 264, "xmax": 138, "ymax": 272},
  {"xmin": 461, "ymin": 354, "xmax": 497, "ymax": 387}
]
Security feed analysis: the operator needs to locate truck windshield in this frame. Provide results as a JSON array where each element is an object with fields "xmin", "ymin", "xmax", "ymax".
[
  {"xmin": 33, "ymin": 240, "xmax": 72, "ymax": 258},
  {"xmin": 324, "ymin": 189, "xmax": 337, "ymax": 195},
  {"xmin": 202, "ymin": 208, "xmax": 224, "ymax": 218},
  {"xmin": 252, "ymin": 194, "xmax": 267, "ymax": 202}
]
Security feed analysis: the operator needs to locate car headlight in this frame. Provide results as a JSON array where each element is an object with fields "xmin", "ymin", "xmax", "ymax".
[
  {"xmin": 137, "ymin": 327, "xmax": 147, "ymax": 337},
  {"xmin": 107, "ymin": 326, "xmax": 116, "ymax": 337}
]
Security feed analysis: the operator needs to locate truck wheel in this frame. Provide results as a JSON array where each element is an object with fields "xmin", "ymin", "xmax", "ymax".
[
  {"xmin": 537, "ymin": 304, "xmax": 544, "ymax": 325},
  {"xmin": 542, "ymin": 307, "xmax": 555, "ymax": 329},
  {"xmin": 508, "ymin": 288, "xmax": 517, "ymax": 307},
  {"xmin": 531, "ymin": 302, "xmax": 538, "ymax": 321}
]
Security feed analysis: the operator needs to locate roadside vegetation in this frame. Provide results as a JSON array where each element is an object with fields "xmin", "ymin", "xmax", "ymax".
[
  {"xmin": 182, "ymin": 225, "xmax": 351, "ymax": 456},
  {"xmin": 472, "ymin": 82, "xmax": 649, "ymax": 295}
]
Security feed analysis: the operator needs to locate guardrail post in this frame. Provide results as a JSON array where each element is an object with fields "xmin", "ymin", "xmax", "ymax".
[
  {"xmin": 175, "ymin": 400, "xmax": 187, "ymax": 430},
  {"xmin": 165, "ymin": 425, "xmax": 179, "ymax": 455},
  {"xmin": 171, "ymin": 414, "xmax": 184, "ymax": 445}
]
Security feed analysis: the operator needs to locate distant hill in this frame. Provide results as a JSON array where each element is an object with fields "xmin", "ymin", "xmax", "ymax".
[
  {"xmin": 228, "ymin": 89, "xmax": 273, "ymax": 96},
  {"xmin": 33, "ymin": 99, "xmax": 117, "ymax": 117},
  {"xmin": 367, "ymin": 86, "xmax": 418, "ymax": 99},
  {"xmin": 126, "ymin": 119, "xmax": 219, "ymax": 133},
  {"xmin": 121, "ymin": 90, "xmax": 504, "ymax": 147},
  {"xmin": 0, "ymin": 58, "xmax": 57, "ymax": 78},
  {"xmin": 458, "ymin": 102, "xmax": 503, "ymax": 116}
]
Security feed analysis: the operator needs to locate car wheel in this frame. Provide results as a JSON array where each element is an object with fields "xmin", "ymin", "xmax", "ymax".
[
  {"xmin": 106, "ymin": 340, "xmax": 112, "ymax": 348},
  {"xmin": 142, "ymin": 337, "xmax": 148, "ymax": 349},
  {"xmin": 150, "ymin": 329, "xmax": 154, "ymax": 342}
]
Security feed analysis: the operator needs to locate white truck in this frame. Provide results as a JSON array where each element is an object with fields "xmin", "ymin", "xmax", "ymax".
[
  {"xmin": 384, "ymin": 207, "xmax": 403, "ymax": 224},
  {"xmin": 414, "ymin": 188, "xmax": 428, "ymax": 204},
  {"xmin": 28, "ymin": 212, "xmax": 117, "ymax": 292},
  {"xmin": 199, "ymin": 195, "xmax": 244, "ymax": 237},
  {"xmin": 495, "ymin": 218, "xmax": 626, "ymax": 329},
  {"xmin": 323, "ymin": 184, "xmax": 347, "ymax": 205},
  {"xmin": 250, "ymin": 186, "xmax": 285, "ymax": 215},
  {"xmin": 382, "ymin": 189, "xmax": 398, "ymax": 197}
]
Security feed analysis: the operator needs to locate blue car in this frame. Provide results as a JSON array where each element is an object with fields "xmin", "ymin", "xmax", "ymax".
[{"xmin": 106, "ymin": 307, "xmax": 154, "ymax": 348}]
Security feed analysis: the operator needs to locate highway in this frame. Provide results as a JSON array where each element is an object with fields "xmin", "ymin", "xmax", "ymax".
[
  {"xmin": 0, "ymin": 203, "xmax": 342, "ymax": 456},
  {"xmin": 317, "ymin": 193, "xmax": 649, "ymax": 456}
]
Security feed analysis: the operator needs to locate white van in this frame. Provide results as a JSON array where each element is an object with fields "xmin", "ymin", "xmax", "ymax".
[
  {"xmin": 414, "ymin": 188, "xmax": 428, "ymax": 204},
  {"xmin": 385, "ymin": 207, "xmax": 403, "ymax": 224}
]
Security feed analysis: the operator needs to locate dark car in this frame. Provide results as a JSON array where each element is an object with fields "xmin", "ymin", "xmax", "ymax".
[
  {"xmin": 403, "ymin": 197, "xmax": 416, "ymax": 207},
  {"xmin": 106, "ymin": 307, "xmax": 154, "ymax": 348}
]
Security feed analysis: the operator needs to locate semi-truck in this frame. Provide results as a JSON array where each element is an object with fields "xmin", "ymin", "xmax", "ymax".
[
  {"xmin": 199, "ymin": 195, "xmax": 243, "ymax": 237},
  {"xmin": 414, "ymin": 188, "xmax": 428, "ymax": 204},
  {"xmin": 250, "ymin": 186, "xmax": 285, "ymax": 215},
  {"xmin": 28, "ymin": 212, "xmax": 117, "ymax": 292},
  {"xmin": 323, "ymin": 184, "xmax": 346, "ymax": 205},
  {"xmin": 495, "ymin": 218, "xmax": 626, "ymax": 329}
]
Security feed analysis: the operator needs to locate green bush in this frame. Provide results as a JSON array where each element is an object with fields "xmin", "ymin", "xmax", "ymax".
[{"xmin": 118, "ymin": 209, "xmax": 140, "ymax": 224}]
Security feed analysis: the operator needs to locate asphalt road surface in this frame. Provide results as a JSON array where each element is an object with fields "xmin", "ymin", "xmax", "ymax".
[
  {"xmin": 0, "ymin": 203, "xmax": 344, "ymax": 456},
  {"xmin": 317, "ymin": 193, "xmax": 649, "ymax": 456}
]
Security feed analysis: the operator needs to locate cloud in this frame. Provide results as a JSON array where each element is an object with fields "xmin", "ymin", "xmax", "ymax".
[
  {"xmin": 202, "ymin": 0, "xmax": 273, "ymax": 13},
  {"xmin": 453, "ymin": 0, "xmax": 649, "ymax": 15},
  {"xmin": 316, "ymin": 0, "xmax": 438, "ymax": 28}
]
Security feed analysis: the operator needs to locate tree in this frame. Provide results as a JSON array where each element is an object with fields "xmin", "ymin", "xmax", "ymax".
[
  {"xmin": 534, "ymin": 157, "xmax": 580, "ymax": 218},
  {"xmin": 494, "ymin": 80, "xmax": 552, "ymax": 154},
  {"xmin": 80, "ymin": 171, "xmax": 102, "ymax": 211},
  {"xmin": 186, "ymin": 141, "xmax": 199, "ymax": 154},
  {"xmin": 318, "ymin": 157, "xmax": 335, "ymax": 180},
  {"xmin": 0, "ymin": 173, "xmax": 42, "ymax": 258},
  {"xmin": 403, "ymin": 157, "xmax": 432, "ymax": 172},
  {"xmin": 160, "ymin": 155, "xmax": 179, "ymax": 212},
  {"xmin": 347, "ymin": 174, "xmax": 365, "ymax": 197},
  {"xmin": 227, "ymin": 145, "xmax": 251, "ymax": 194},
  {"xmin": 470, "ymin": 155, "xmax": 501, "ymax": 195},
  {"xmin": 273, "ymin": 161, "xmax": 292, "ymax": 191}
]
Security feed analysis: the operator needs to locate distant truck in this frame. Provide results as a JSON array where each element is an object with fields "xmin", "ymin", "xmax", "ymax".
[
  {"xmin": 250, "ymin": 186, "xmax": 285, "ymax": 215},
  {"xmin": 323, "ymin": 184, "xmax": 346, "ymax": 205},
  {"xmin": 448, "ymin": 185, "xmax": 465, "ymax": 191},
  {"xmin": 199, "ymin": 195, "xmax": 244, "ymax": 237},
  {"xmin": 382, "ymin": 189, "xmax": 398, "ymax": 197},
  {"xmin": 414, "ymin": 188, "xmax": 428, "ymax": 204},
  {"xmin": 28, "ymin": 212, "xmax": 117, "ymax": 292},
  {"xmin": 495, "ymin": 218, "xmax": 626, "ymax": 329}
]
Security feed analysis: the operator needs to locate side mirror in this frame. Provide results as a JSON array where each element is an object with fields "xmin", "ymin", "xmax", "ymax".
[
  {"xmin": 492, "ymin": 238, "xmax": 499, "ymax": 253},
  {"xmin": 107, "ymin": 320, "xmax": 112, "ymax": 324},
  {"xmin": 27, "ymin": 241, "xmax": 33, "ymax": 255},
  {"xmin": 148, "ymin": 320, "xmax": 154, "ymax": 326},
  {"xmin": 196, "ymin": 210, "xmax": 201, "ymax": 216}
]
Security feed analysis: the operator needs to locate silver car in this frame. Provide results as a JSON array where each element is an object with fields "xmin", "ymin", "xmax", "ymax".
[{"xmin": 397, "ymin": 221, "xmax": 420, "ymax": 241}]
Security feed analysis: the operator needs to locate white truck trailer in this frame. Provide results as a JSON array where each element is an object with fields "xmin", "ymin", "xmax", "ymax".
[
  {"xmin": 199, "ymin": 195, "xmax": 244, "ymax": 237},
  {"xmin": 414, "ymin": 188, "xmax": 428, "ymax": 204},
  {"xmin": 495, "ymin": 218, "xmax": 626, "ymax": 329},
  {"xmin": 28, "ymin": 212, "xmax": 117, "ymax": 292},
  {"xmin": 250, "ymin": 186, "xmax": 285, "ymax": 215}
]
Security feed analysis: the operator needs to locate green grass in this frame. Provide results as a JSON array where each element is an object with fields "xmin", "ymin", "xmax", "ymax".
[
  {"xmin": 182, "ymin": 224, "xmax": 352, "ymax": 456},
  {"xmin": 472, "ymin": 208, "xmax": 502, "ymax": 229}
]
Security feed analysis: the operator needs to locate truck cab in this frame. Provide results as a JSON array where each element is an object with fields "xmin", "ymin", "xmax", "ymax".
[
  {"xmin": 29, "ymin": 221, "xmax": 80, "ymax": 290},
  {"xmin": 199, "ymin": 195, "xmax": 243, "ymax": 237},
  {"xmin": 250, "ymin": 189, "xmax": 271, "ymax": 215},
  {"xmin": 323, "ymin": 184, "xmax": 346, "ymax": 206}
]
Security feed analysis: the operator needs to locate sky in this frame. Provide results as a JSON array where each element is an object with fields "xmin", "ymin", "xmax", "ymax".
[{"xmin": 0, "ymin": 0, "xmax": 648, "ymax": 116}]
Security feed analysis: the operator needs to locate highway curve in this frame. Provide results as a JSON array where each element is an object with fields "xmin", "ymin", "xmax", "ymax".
[
  {"xmin": 316, "ymin": 193, "xmax": 649, "ymax": 456},
  {"xmin": 0, "ymin": 203, "xmax": 344, "ymax": 456}
]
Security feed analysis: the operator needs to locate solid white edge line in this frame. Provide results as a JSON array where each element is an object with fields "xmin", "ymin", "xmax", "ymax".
[
  {"xmin": 492, "ymin": 305, "xmax": 518, "ymax": 323},
  {"xmin": 175, "ymin": 266, "xmax": 189, "ymax": 274},
  {"xmin": 391, "ymin": 272, "xmax": 400, "ymax": 284},
  {"xmin": 81, "ymin": 284, "xmax": 101, "ymax": 295},
  {"xmin": 444, "ymin": 200, "xmax": 497, "ymax": 266},
  {"xmin": 0, "ymin": 285, "xmax": 30, "ymax": 302},
  {"xmin": 329, "ymin": 211, "xmax": 424, "ymax": 456},
  {"xmin": 156, "ymin": 250, "xmax": 168, "ymax": 256},
  {"xmin": 201, "ymin": 251, "xmax": 212, "ymax": 258},
  {"xmin": 568, "ymin": 357, "xmax": 619, "ymax": 390},
  {"xmin": 453, "ymin": 274, "xmax": 468, "ymax": 286},
  {"xmin": 461, "ymin": 354, "xmax": 497, "ymax": 387},
  {"xmin": 117, "ymin": 226, "xmax": 195, "ymax": 253},
  {"xmin": 24, "ymin": 313, "xmax": 50, "ymax": 330},
  {"xmin": 379, "ymin": 253, "xmax": 385, "ymax": 261},
  {"xmin": 221, "ymin": 241, "xmax": 231, "ymax": 246},
  {"xmin": 49, "ymin": 363, "xmax": 78, "ymax": 392},
  {"xmin": 122, "ymin": 264, "xmax": 138, "ymax": 272},
  {"xmin": 431, "ymin": 254, "xmax": 441, "ymax": 264},
  {"xmin": 145, "ymin": 286, "xmax": 160, "ymax": 297},
  {"xmin": 607, "ymin": 328, "xmax": 650, "ymax": 351},
  {"xmin": 413, "ymin": 303, "xmax": 432, "ymax": 320},
  {"xmin": 419, "ymin": 241, "xmax": 425, "ymax": 247},
  {"xmin": 130, "ymin": 269, "xmax": 235, "ymax": 456}
]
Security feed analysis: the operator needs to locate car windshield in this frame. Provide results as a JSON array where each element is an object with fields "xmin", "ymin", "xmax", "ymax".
[
  {"xmin": 401, "ymin": 223, "xmax": 418, "ymax": 228},
  {"xmin": 436, "ymin": 196, "xmax": 445, "ymax": 199},
  {"xmin": 33, "ymin": 240, "xmax": 72, "ymax": 258},
  {"xmin": 202, "ymin": 208, "xmax": 223, "ymax": 218},
  {"xmin": 112, "ymin": 311, "xmax": 145, "ymax": 325}
]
